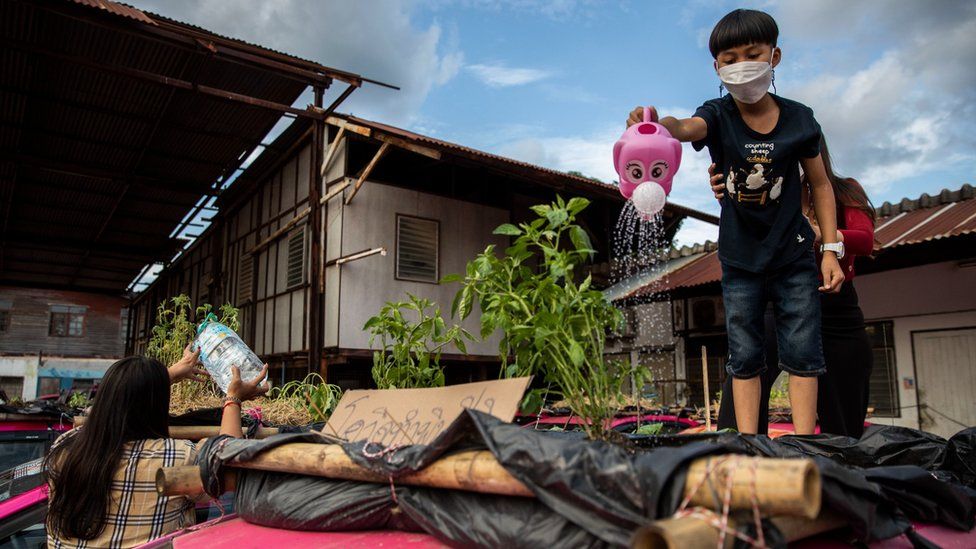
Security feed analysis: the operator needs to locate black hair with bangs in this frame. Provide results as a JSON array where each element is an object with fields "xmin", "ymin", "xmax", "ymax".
[{"xmin": 708, "ymin": 9, "xmax": 779, "ymax": 59}]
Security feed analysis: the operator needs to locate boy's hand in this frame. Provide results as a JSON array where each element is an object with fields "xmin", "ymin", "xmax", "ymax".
[
  {"xmin": 626, "ymin": 105, "xmax": 658, "ymax": 127},
  {"xmin": 819, "ymin": 253, "xmax": 845, "ymax": 293},
  {"xmin": 708, "ymin": 163, "xmax": 724, "ymax": 200}
]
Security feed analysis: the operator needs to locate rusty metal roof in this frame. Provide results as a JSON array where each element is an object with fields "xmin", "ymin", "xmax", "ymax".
[
  {"xmin": 875, "ymin": 184, "xmax": 976, "ymax": 249},
  {"xmin": 67, "ymin": 0, "xmax": 155, "ymax": 24},
  {"xmin": 0, "ymin": 0, "xmax": 380, "ymax": 294},
  {"xmin": 626, "ymin": 250, "xmax": 722, "ymax": 299},
  {"xmin": 624, "ymin": 184, "xmax": 976, "ymax": 295}
]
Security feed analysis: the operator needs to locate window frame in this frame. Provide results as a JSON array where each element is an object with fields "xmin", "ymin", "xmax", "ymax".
[
  {"xmin": 48, "ymin": 305, "xmax": 86, "ymax": 338},
  {"xmin": 394, "ymin": 214, "xmax": 440, "ymax": 285}
]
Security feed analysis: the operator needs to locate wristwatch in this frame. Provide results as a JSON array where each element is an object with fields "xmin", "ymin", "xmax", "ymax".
[{"xmin": 820, "ymin": 242, "xmax": 845, "ymax": 259}]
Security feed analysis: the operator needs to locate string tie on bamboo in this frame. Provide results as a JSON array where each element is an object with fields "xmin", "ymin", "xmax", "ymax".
[
  {"xmin": 203, "ymin": 437, "xmax": 232, "ymax": 497},
  {"xmin": 673, "ymin": 455, "xmax": 768, "ymax": 549},
  {"xmin": 361, "ymin": 442, "xmax": 405, "ymax": 508}
]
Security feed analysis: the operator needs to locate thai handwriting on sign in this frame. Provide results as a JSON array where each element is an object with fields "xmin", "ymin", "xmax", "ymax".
[{"xmin": 323, "ymin": 377, "xmax": 531, "ymax": 447}]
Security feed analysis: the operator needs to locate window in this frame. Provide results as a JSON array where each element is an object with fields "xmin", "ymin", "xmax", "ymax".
[
  {"xmin": 238, "ymin": 252, "xmax": 254, "ymax": 303},
  {"xmin": 0, "ymin": 300, "xmax": 10, "ymax": 334},
  {"xmin": 866, "ymin": 321, "xmax": 900, "ymax": 417},
  {"xmin": 37, "ymin": 377, "xmax": 61, "ymax": 397},
  {"xmin": 286, "ymin": 227, "xmax": 306, "ymax": 289},
  {"xmin": 396, "ymin": 215, "xmax": 439, "ymax": 283},
  {"xmin": 119, "ymin": 307, "xmax": 130, "ymax": 343},
  {"xmin": 49, "ymin": 305, "xmax": 86, "ymax": 337},
  {"xmin": 0, "ymin": 376, "xmax": 23, "ymax": 402}
]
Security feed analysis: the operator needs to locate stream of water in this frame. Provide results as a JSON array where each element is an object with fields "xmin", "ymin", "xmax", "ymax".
[{"xmin": 610, "ymin": 202, "xmax": 673, "ymax": 401}]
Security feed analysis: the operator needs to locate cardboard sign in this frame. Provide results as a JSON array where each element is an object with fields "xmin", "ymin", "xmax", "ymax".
[{"xmin": 323, "ymin": 377, "xmax": 532, "ymax": 446}]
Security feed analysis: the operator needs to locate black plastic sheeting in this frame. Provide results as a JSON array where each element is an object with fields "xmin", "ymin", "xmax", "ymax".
[
  {"xmin": 197, "ymin": 411, "xmax": 976, "ymax": 548},
  {"xmin": 0, "ymin": 401, "xmax": 74, "ymax": 420}
]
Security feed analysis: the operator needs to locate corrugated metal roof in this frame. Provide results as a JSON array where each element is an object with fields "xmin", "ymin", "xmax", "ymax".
[
  {"xmin": 0, "ymin": 0, "xmax": 372, "ymax": 293},
  {"xmin": 604, "ymin": 252, "xmax": 704, "ymax": 302},
  {"xmin": 630, "ymin": 251, "xmax": 722, "ymax": 297},
  {"xmin": 67, "ymin": 0, "xmax": 156, "ymax": 25},
  {"xmin": 878, "ymin": 195, "xmax": 976, "ymax": 249},
  {"xmin": 623, "ymin": 184, "xmax": 976, "ymax": 295}
]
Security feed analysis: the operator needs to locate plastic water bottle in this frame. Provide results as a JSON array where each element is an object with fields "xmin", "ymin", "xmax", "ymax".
[{"xmin": 193, "ymin": 314, "xmax": 265, "ymax": 394}]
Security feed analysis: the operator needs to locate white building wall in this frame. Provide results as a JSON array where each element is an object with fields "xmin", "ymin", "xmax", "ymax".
[
  {"xmin": 854, "ymin": 261, "xmax": 976, "ymax": 430},
  {"xmin": 0, "ymin": 357, "xmax": 114, "ymax": 401},
  {"xmin": 0, "ymin": 357, "xmax": 38, "ymax": 400},
  {"xmin": 333, "ymin": 181, "xmax": 509, "ymax": 355}
]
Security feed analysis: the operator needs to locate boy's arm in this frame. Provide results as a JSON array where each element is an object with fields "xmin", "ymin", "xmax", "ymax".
[
  {"xmin": 626, "ymin": 106, "xmax": 707, "ymax": 143},
  {"xmin": 802, "ymin": 154, "xmax": 845, "ymax": 293}
]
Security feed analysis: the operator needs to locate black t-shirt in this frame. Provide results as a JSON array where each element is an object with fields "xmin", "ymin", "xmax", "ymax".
[{"xmin": 693, "ymin": 94, "xmax": 822, "ymax": 273}]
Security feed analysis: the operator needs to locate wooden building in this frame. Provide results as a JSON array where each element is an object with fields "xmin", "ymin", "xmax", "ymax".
[{"xmin": 128, "ymin": 115, "xmax": 715, "ymax": 387}]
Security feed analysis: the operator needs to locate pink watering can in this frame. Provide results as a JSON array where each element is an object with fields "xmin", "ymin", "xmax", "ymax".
[{"xmin": 613, "ymin": 107, "xmax": 682, "ymax": 217}]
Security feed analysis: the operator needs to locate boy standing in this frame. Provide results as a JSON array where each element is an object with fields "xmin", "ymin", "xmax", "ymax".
[{"xmin": 626, "ymin": 9, "xmax": 844, "ymax": 434}]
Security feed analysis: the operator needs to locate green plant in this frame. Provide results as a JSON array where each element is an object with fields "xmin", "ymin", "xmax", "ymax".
[
  {"xmin": 67, "ymin": 392, "xmax": 91, "ymax": 409},
  {"xmin": 268, "ymin": 373, "xmax": 342, "ymax": 422},
  {"xmin": 446, "ymin": 196, "xmax": 645, "ymax": 440},
  {"xmin": 634, "ymin": 422, "xmax": 664, "ymax": 436},
  {"xmin": 364, "ymin": 294, "xmax": 473, "ymax": 389}
]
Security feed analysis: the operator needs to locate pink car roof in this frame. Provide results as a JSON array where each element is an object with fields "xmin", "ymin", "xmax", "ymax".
[
  {"xmin": 140, "ymin": 516, "xmax": 448, "ymax": 548},
  {"xmin": 0, "ymin": 420, "xmax": 72, "ymax": 433},
  {"xmin": 525, "ymin": 414, "xmax": 699, "ymax": 428},
  {"xmin": 0, "ymin": 485, "xmax": 47, "ymax": 520}
]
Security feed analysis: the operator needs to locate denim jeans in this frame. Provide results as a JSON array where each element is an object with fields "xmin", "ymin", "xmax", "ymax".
[{"xmin": 722, "ymin": 252, "xmax": 825, "ymax": 379}]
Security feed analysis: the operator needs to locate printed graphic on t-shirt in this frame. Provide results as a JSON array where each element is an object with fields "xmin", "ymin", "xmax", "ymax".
[{"xmin": 724, "ymin": 142, "xmax": 783, "ymax": 206}]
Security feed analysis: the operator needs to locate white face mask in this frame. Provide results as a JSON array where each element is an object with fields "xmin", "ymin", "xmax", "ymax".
[{"xmin": 718, "ymin": 49, "xmax": 775, "ymax": 104}]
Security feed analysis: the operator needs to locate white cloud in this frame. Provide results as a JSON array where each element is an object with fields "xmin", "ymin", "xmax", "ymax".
[
  {"xmin": 433, "ymin": 0, "xmax": 601, "ymax": 21},
  {"xmin": 466, "ymin": 63, "xmax": 552, "ymax": 87},
  {"xmin": 129, "ymin": 0, "xmax": 463, "ymax": 126},
  {"xmin": 673, "ymin": 218, "xmax": 719, "ymax": 247},
  {"xmin": 775, "ymin": 0, "xmax": 976, "ymax": 194}
]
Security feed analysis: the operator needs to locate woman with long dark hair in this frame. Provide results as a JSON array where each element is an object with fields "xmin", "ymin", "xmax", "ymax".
[
  {"xmin": 710, "ymin": 135, "xmax": 876, "ymax": 437},
  {"xmin": 45, "ymin": 349, "xmax": 269, "ymax": 548}
]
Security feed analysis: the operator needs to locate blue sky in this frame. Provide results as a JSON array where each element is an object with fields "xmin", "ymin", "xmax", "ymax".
[{"xmin": 132, "ymin": 0, "xmax": 976, "ymax": 249}]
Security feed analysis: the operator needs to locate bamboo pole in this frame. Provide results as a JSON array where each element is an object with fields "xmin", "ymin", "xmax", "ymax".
[
  {"xmin": 683, "ymin": 456, "xmax": 820, "ymax": 519},
  {"xmin": 701, "ymin": 346, "xmax": 711, "ymax": 431},
  {"xmin": 157, "ymin": 445, "xmax": 820, "ymax": 519},
  {"xmin": 72, "ymin": 417, "xmax": 279, "ymax": 440},
  {"xmin": 157, "ymin": 447, "xmax": 532, "ymax": 498},
  {"xmin": 631, "ymin": 511, "xmax": 845, "ymax": 549},
  {"xmin": 154, "ymin": 464, "xmax": 238, "ymax": 496}
]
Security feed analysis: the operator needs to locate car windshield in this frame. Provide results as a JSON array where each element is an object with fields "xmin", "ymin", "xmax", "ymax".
[{"xmin": 0, "ymin": 432, "xmax": 54, "ymax": 503}]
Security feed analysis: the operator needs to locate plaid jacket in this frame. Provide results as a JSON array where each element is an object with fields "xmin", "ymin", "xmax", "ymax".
[{"xmin": 48, "ymin": 430, "xmax": 198, "ymax": 549}]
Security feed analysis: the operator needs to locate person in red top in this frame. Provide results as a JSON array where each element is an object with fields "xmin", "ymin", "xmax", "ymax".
[{"xmin": 711, "ymin": 135, "xmax": 877, "ymax": 437}]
